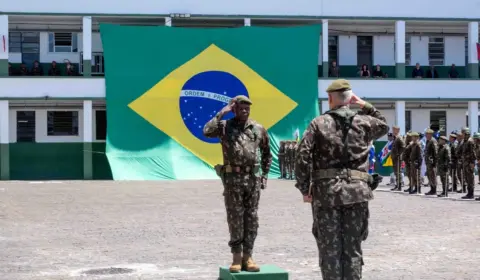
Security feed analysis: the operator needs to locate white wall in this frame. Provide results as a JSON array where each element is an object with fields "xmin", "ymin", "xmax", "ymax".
[
  {"xmin": 410, "ymin": 36, "xmax": 429, "ymax": 66},
  {"xmin": 2, "ymin": 0, "xmax": 480, "ymax": 19},
  {"xmin": 0, "ymin": 78, "xmax": 104, "ymax": 98},
  {"xmin": 444, "ymin": 36, "xmax": 466, "ymax": 66},
  {"xmin": 373, "ymin": 35, "xmax": 395, "ymax": 66},
  {"xmin": 8, "ymin": 53, "xmax": 22, "ymax": 63},
  {"xmin": 39, "ymin": 32, "xmax": 80, "ymax": 63},
  {"xmin": 338, "ymin": 35, "xmax": 357, "ymax": 66}
]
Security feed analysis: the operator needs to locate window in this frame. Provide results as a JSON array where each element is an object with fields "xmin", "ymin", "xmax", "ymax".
[
  {"xmin": 48, "ymin": 32, "xmax": 78, "ymax": 53},
  {"xmin": 80, "ymin": 52, "xmax": 105, "ymax": 75},
  {"xmin": 428, "ymin": 37, "xmax": 444, "ymax": 66},
  {"xmin": 47, "ymin": 111, "xmax": 79, "ymax": 136},
  {"xmin": 357, "ymin": 36, "xmax": 373, "ymax": 67},
  {"xmin": 328, "ymin": 36, "xmax": 338, "ymax": 63},
  {"xmin": 95, "ymin": 110, "xmax": 107, "ymax": 140},
  {"xmin": 465, "ymin": 115, "xmax": 480, "ymax": 130},
  {"xmin": 8, "ymin": 32, "xmax": 22, "ymax": 53},
  {"xmin": 16, "ymin": 111, "xmax": 36, "ymax": 143},
  {"xmin": 405, "ymin": 110, "xmax": 412, "ymax": 132},
  {"xmin": 430, "ymin": 111, "xmax": 446, "ymax": 136},
  {"xmin": 393, "ymin": 36, "xmax": 411, "ymax": 65},
  {"xmin": 8, "ymin": 32, "xmax": 40, "ymax": 54}
]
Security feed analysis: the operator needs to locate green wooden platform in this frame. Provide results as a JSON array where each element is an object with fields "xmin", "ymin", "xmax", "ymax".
[{"xmin": 219, "ymin": 265, "xmax": 288, "ymax": 280}]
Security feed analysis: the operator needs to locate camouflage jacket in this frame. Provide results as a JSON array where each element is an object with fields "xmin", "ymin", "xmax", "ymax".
[
  {"xmin": 294, "ymin": 103, "xmax": 389, "ymax": 207},
  {"xmin": 278, "ymin": 143, "xmax": 285, "ymax": 157},
  {"xmin": 437, "ymin": 144, "xmax": 451, "ymax": 171},
  {"xmin": 203, "ymin": 115, "xmax": 272, "ymax": 176},
  {"xmin": 462, "ymin": 137, "xmax": 476, "ymax": 165},
  {"xmin": 425, "ymin": 138, "xmax": 438, "ymax": 166},
  {"xmin": 403, "ymin": 141, "xmax": 412, "ymax": 165},
  {"xmin": 391, "ymin": 135, "xmax": 406, "ymax": 159},
  {"xmin": 410, "ymin": 140, "xmax": 422, "ymax": 168},
  {"xmin": 475, "ymin": 143, "xmax": 480, "ymax": 161},
  {"xmin": 449, "ymin": 141, "xmax": 458, "ymax": 163},
  {"xmin": 456, "ymin": 140, "xmax": 464, "ymax": 164}
]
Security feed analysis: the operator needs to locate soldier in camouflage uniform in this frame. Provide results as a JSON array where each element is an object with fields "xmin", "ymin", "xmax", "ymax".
[
  {"xmin": 455, "ymin": 130, "xmax": 466, "ymax": 193},
  {"xmin": 448, "ymin": 132, "xmax": 458, "ymax": 192},
  {"xmin": 409, "ymin": 132, "xmax": 423, "ymax": 194},
  {"xmin": 391, "ymin": 125, "xmax": 406, "ymax": 191},
  {"xmin": 424, "ymin": 129, "xmax": 438, "ymax": 195},
  {"xmin": 203, "ymin": 95, "xmax": 272, "ymax": 273},
  {"xmin": 294, "ymin": 79, "xmax": 389, "ymax": 279},
  {"xmin": 437, "ymin": 136, "xmax": 451, "ymax": 197},
  {"xmin": 474, "ymin": 132, "xmax": 480, "ymax": 189},
  {"xmin": 284, "ymin": 141, "xmax": 291, "ymax": 179},
  {"xmin": 292, "ymin": 140, "xmax": 298, "ymax": 179},
  {"xmin": 461, "ymin": 128, "xmax": 476, "ymax": 199},
  {"xmin": 278, "ymin": 141, "xmax": 286, "ymax": 179},
  {"xmin": 403, "ymin": 132, "xmax": 413, "ymax": 193}
]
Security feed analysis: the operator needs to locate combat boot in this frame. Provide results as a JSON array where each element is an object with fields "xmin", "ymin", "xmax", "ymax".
[
  {"xmin": 409, "ymin": 187, "xmax": 417, "ymax": 194},
  {"xmin": 242, "ymin": 254, "xmax": 260, "ymax": 272},
  {"xmin": 461, "ymin": 189, "xmax": 474, "ymax": 199},
  {"xmin": 229, "ymin": 253, "xmax": 242, "ymax": 273}
]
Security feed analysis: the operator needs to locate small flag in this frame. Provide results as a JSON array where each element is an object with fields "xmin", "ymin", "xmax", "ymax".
[
  {"xmin": 477, "ymin": 43, "xmax": 480, "ymax": 60},
  {"xmin": 1, "ymin": 35, "xmax": 5, "ymax": 53},
  {"xmin": 379, "ymin": 140, "xmax": 393, "ymax": 167}
]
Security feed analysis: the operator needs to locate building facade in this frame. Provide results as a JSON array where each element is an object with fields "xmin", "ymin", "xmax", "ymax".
[{"xmin": 0, "ymin": 0, "xmax": 479, "ymax": 179}]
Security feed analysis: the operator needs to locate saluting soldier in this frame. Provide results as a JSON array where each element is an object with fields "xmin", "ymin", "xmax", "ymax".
[
  {"xmin": 461, "ymin": 128, "xmax": 476, "ymax": 199},
  {"xmin": 437, "ymin": 136, "xmax": 451, "ymax": 197},
  {"xmin": 409, "ymin": 132, "xmax": 423, "ymax": 194},
  {"xmin": 278, "ymin": 141, "xmax": 286, "ymax": 179},
  {"xmin": 391, "ymin": 125, "xmax": 406, "ymax": 191},
  {"xmin": 424, "ymin": 129, "xmax": 438, "ymax": 195},
  {"xmin": 455, "ymin": 130, "xmax": 465, "ymax": 193},
  {"xmin": 403, "ymin": 132, "xmax": 413, "ymax": 193},
  {"xmin": 448, "ymin": 132, "xmax": 459, "ymax": 192}
]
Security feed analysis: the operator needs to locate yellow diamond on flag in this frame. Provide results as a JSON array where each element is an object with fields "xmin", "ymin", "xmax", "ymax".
[{"xmin": 128, "ymin": 44, "xmax": 298, "ymax": 167}]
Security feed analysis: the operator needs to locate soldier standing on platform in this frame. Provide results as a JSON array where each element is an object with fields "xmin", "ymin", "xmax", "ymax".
[
  {"xmin": 278, "ymin": 141, "xmax": 286, "ymax": 179},
  {"xmin": 403, "ymin": 132, "xmax": 413, "ymax": 193},
  {"xmin": 456, "ymin": 130, "xmax": 466, "ymax": 193},
  {"xmin": 390, "ymin": 125, "xmax": 406, "ymax": 191},
  {"xmin": 409, "ymin": 132, "xmax": 423, "ymax": 194},
  {"xmin": 203, "ymin": 95, "xmax": 272, "ymax": 273},
  {"xmin": 425, "ymin": 129, "xmax": 438, "ymax": 195},
  {"xmin": 461, "ymin": 128, "xmax": 476, "ymax": 199},
  {"xmin": 437, "ymin": 136, "xmax": 451, "ymax": 197},
  {"xmin": 448, "ymin": 132, "xmax": 458, "ymax": 192}
]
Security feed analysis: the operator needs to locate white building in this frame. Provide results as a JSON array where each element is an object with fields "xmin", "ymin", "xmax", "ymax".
[{"xmin": 0, "ymin": 0, "xmax": 479, "ymax": 180}]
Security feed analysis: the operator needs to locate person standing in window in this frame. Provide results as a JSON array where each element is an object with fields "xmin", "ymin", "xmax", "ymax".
[
  {"xmin": 31, "ymin": 60, "xmax": 44, "ymax": 76},
  {"xmin": 360, "ymin": 64, "xmax": 370, "ymax": 78},
  {"xmin": 412, "ymin": 63, "xmax": 424, "ymax": 78},
  {"xmin": 328, "ymin": 61, "xmax": 340, "ymax": 77},
  {"xmin": 48, "ymin": 61, "xmax": 61, "ymax": 76},
  {"xmin": 372, "ymin": 64, "xmax": 384, "ymax": 78},
  {"xmin": 426, "ymin": 65, "xmax": 439, "ymax": 79},
  {"xmin": 448, "ymin": 64, "xmax": 459, "ymax": 79}
]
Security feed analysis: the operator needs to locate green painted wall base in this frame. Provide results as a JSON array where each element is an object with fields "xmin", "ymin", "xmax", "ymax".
[
  {"xmin": 395, "ymin": 63, "xmax": 405, "ymax": 78},
  {"xmin": 0, "ymin": 59, "xmax": 8, "ymax": 76},
  {"xmin": 468, "ymin": 63, "xmax": 479, "ymax": 79},
  {"xmin": 83, "ymin": 142, "xmax": 93, "ymax": 179},
  {"xmin": 83, "ymin": 59, "xmax": 92, "ymax": 77},
  {"xmin": 219, "ymin": 265, "xmax": 288, "ymax": 280},
  {"xmin": 0, "ymin": 144, "xmax": 9, "ymax": 180}
]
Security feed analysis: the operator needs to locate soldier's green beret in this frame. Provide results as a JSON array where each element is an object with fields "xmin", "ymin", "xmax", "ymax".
[
  {"xmin": 461, "ymin": 127, "xmax": 470, "ymax": 134},
  {"xmin": 410, "ymin": 132, "xmax": 419, "ymax": 137},
  {"xmin": 326, "ymin": 79, "xmax": 352, "ymax": 93},
  {"xmin": 473, "ymin": 132, "xmax": 480, "ymax": 139},
  {"xmin": 449, "ymin": 134, "xmax": 457, "ymax": 138},
  {"xmin": 425, "ymin": 129, "xmax": 434, "ymax": 134},
  {"xmin": 232, "ymin": 95, "xmax": 252, "ymax": 105},
  {"xmin": 392, "ymin": 125, "xmax": 400, "ymax": 129},
  {"xmin": 439, "ymin": 136, "xmax": 448, "ymax": 141}
]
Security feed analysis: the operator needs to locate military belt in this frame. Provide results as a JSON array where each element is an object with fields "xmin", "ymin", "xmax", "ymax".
[
  {"xmin": 224, "ymin": 165, "xmax": 259, "ymax": 174},
  {"xmin": 312, "ymin": 168, "xmax": 370, "ymax": 182}
]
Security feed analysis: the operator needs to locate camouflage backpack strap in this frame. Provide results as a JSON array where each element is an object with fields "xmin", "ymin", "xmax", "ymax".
[{"xmin": 324, "ymin": 108, "xmax": 357, "ymax": 169}]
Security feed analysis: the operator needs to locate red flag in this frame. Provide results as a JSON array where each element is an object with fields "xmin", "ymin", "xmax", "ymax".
[
  {"xmin": 2, "ymin": 35, "xmax": 5, "ymax": 53},
  {"xmin": 477, "ymin": 42, "xmax": 480, "ymax": 60}
]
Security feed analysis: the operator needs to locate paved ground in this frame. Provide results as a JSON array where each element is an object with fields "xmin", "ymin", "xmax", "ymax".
[{"xmin": 1, "ymin": 179, "xmax": 480, "ymax": 280}]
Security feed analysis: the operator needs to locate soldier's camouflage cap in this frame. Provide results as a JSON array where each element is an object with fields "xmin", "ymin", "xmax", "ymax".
[
  {"xmin": 439, "ymin": 136, "xmax": 448, "ymax": 141},
  {"xmin": 326, "ymin": 79, "xmax": 352, "ymax": 93},
  {"xmin": 449, "ymin": 133, "xmax": 457, "ymax": 138},
  {"xmin": 473, "ymin": 132, "xmax": 480, "ymax": 139},
  {"xmin": 410, "ymin": 132, "xmax": 419, "ymax": 137},
  {"xmin": 425, "ymin": 128, "xmax": 434, "ymax": 134},
  {"xmin": 461, "ymin": 127, "xmax": 470, "ymax": 133},
  {"xmin": 231, "ymin": 95, "xmax": 252, "ymax": 105}
]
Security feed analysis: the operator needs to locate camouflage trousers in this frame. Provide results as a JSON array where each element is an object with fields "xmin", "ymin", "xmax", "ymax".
[
  {"xmin": 410, "ymin": 167, "xmax": 420, "ymax": 188},
  {"xmin": 278, "ymin": 157, "xmax": 285, "ymax": 177},
  {"xmin": 450, "ymin": 163, "xmax": 458, "ymax": 189},
  {"xmin": 223, "ymin": 173, "xmax": 260, "ymax": 254},
  {"xmin": 392, "ymin": 157, "xmax": 402, "ymax": 185},
  {"xmin": 438, "ymin": 168, "xmax": 449, "ymax": 191},
  {"xmin": 463, "ymin": 163, "xmax": 475, "ymax": 191},
  {"xmin": 457, "ymin": 163, "xmax": 464, "ymax": 187},
  {"xmin": 285, "ymin": 160, "xmax": 292, "ymax": 176},
  {"xmin": 311, "ymin": 203, "xmax": 322, "ymax": 266},
  {"xmin": 426, "ymin": 164, "xmax": 437, "ymax": 187},
  {"xmin": 314, "ymin": 202, "xmax": 369, "ymax": 280}
]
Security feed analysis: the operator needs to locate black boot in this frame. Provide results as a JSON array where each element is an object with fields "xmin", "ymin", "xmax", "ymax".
[
  {"xmin": 461, "ymin": 188, "xmax": 474, "ymax": 199},
  {"xmin": 404, "ymin": 187, "xmax": 412, "ymax": 193},
  {"xmin": 425, "ymin": 186, "xmax": 437, "ymax": 195},
  {"xmin": 409, "ymin": 187, "xmax": 417, "ymax": 194}
]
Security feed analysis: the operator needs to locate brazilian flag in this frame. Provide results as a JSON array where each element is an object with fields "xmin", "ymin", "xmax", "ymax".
[{"xmin": 100, "ymin": 24, "xmax": 321, "ymax": 180}]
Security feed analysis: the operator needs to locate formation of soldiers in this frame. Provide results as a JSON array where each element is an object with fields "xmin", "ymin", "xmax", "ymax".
[
  {"xmin": 390, "ymin": 127, "xmax": 480, "ymax": 199},
  {"xmin": 277, "ymin": 140, "xmax": 298, "ymax": 180}
]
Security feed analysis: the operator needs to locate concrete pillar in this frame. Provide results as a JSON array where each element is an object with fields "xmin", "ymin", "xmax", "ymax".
[
  {"xmin": 0, "ymin": 15, "xmax": 8, "ymax": 76},
  {"xmin": 83, "ymin": 100, "xmax": 93, "ymax": 179},
  {"xmin": 82, "ymin": 16, "xmax": 92, "ymax": 77},
  {"xmin": 468, "ymin": 101, "xmax": 479, "ymax": 133},
  {"xmin": 468, "ymin": 22, "xmax": 479, "ymax": 79},
  {"xmin": 395, "ymin": 21, "xmax": 406, "ymax": 78},
  {"xmin": 322, "ymin": 20, "xmax": 329, "ymax": 78},
  {"xmin": 165, "ymin": 17, "xmax": 172, "ymax": 27},
  {"xmin": 321, "ymin": 100, "xmax": 329, "ymax": 114},
  {"xmin": 244, "ymin": 18, "xmax": 251, "ymax": 27},
  {"xmin": 0, "ymin": 101, "xmax": 9, "ymax": 180},
  {"xmin": 395, "ymin": 101, "xmax": 406, "ymax": 135}
]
